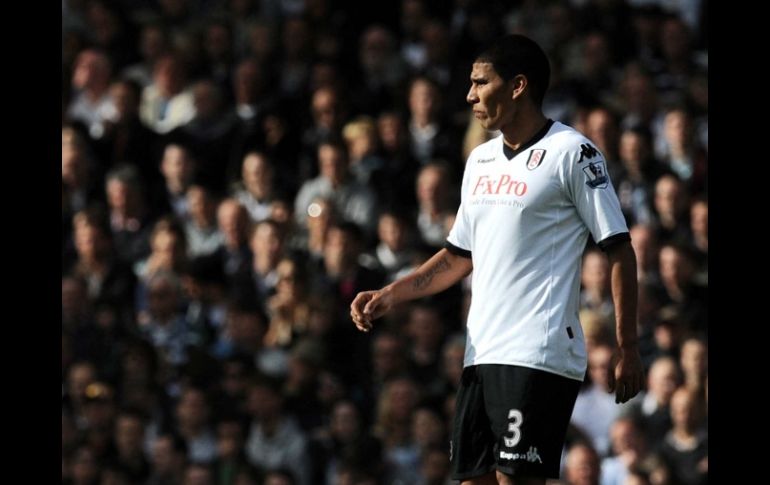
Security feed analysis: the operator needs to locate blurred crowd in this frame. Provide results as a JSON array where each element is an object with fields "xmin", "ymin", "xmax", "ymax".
[{"xmin": 61, "ymin": 1, "xmax": 708, "ymax": 484}]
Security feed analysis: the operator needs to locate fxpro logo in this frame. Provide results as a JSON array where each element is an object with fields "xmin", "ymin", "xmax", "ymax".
[
  {"xmin": 499, "ymin": 446, "xmax": 543, "ymax": 463},
  {"xmin": 472, "ymin": 175, "xmax": 528, "ymax": 196}
]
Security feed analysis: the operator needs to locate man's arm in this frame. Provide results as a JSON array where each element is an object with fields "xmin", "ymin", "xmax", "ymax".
[
  {"xmin": 350, "ymin": 248, "xmax": 473, "ymax": 332},
  {"xmin": 606, "ymin": 240, "xmax": 645, "ymax": 403}
]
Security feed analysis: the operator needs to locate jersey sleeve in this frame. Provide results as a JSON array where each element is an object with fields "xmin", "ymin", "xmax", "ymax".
[
  {"xmin": 560, "ymin": 141, "xmax": 629, "ymax": 245},
  {"xmin": 445, "ymin": 151, "xmax": 474, "ymax": 257}
]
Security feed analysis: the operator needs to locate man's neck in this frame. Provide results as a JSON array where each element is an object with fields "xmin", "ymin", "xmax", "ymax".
[{"xmin": 500, "ymin": 110, "xmax": 548, "ymax": 151}]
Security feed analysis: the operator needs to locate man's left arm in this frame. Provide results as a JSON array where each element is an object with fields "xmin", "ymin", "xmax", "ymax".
[{"xmin": 606, "ymin": 240, "xmax": 645, "ymax": 403}]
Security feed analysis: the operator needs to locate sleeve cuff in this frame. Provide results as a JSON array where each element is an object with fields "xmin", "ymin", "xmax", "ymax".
[
  {"xmin": 597, "ymin": 232, "xmax": 631, "ymax": 252},
  {"xmin": 444, "ymin": 240, "xmax": 472, "ymax": 258}
]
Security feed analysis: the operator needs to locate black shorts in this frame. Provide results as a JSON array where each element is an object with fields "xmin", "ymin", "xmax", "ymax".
[{"xmin": 450, "ymin": 364, "xmax": 581, "ymax": 480}]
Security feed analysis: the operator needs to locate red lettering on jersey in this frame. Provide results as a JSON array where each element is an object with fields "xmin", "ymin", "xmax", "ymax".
[{"xmin": 472, "ymin": 176, "xmax": 528, "ymax": 196}]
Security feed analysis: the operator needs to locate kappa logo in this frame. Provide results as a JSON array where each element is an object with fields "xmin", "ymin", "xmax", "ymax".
[
  {"xmin": 577, "ymin": 143, "xmax": 599, "ymax": 163},
  {"xmin": 526, "ymin": 149, "xmax": 546, "ymax": 170},
  {"xmin": 499, "ymin": 446, "xmax": 543, "ymax": 464},
  {"xmin": 477, "ymin": 157, "xmax": 496, "ymax": 164},
  {"xmin": 583, "ymin": 160, "xmax": 609, "ymax": 189}
]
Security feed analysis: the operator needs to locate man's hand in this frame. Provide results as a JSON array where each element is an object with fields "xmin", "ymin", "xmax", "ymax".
[
  {"xmin": 608, "ymin": 346, "xmax": 644, "ymax": 403},
  {"xmin": 350, "ymin": 288, "xmax": 394, "ymax": 332}
]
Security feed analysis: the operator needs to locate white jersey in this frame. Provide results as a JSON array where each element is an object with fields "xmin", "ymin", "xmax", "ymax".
[{"xmin": 446, "ymin": 120, "xmax": 628, "ymax": 381}]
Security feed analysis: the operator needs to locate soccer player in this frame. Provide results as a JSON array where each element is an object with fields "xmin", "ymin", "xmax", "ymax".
[{"xmin": 350, "ymin": 34, "xmax": 644, "ymax": 485}]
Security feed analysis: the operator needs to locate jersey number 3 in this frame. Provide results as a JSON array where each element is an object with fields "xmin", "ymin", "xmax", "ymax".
[{"xmin": 504, "ymin": 409, "xmax": 523, "ymax": 448}]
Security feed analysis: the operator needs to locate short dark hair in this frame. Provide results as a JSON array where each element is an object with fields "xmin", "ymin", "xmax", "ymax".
[
  {"xmin": 329, "ymin": 220, "xmax": 364, "ymax": 245},
  {"xmin": 106, "ymin": 164, "xmax": 144, "ymax": 193},
  {"xmin": 476, "ymin": 34, "xmax": 551, "ymax": 106}
]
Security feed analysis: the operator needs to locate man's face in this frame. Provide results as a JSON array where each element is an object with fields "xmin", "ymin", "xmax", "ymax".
[
  {"xmin": 649, "ymin": 359, "xmax": 679, "ymax": 402},
  {"xmin": 68, "ymin": 363, "xmax": 96, "ymax": 401},
  {"xmin": 106, "ymin": 179, "xmax": 130, "ymax": 212},
  {"xmin": 110, "ymin": 83, "xmax": 138, "ymax": 119},
  {"xmin": 566, "ymin": 446, "xmax": 599, "ymax": 485},
  {"xmin": 467, "ymin": 62, "xmax": 515, "ymax": 131},
  {"xmin": 409, "ymin": 79, "xmax": 436, "ymax": 121},
  {"xmin": 620, "ymin": 132, "xmax": 646, "ymax": 168},
  {"xmin": 318, "ymin": 145, "xmax": 345, "ymax": 184},
  {"xmin": 187, "ymin": 186, "xmax": 211, "ymax": 222},
  {"xmin": 330, "ymin": 401, "xmax": 359, "ymax": 442},
  {"xmin": 360, "ymin": 28, "xmax": 390, "ymax": 71},
  {"xmin": 416, "ymin": 167, "xmax": 444, "ymax": 207},
  {"xmin": 250, "ymin": 223, "xmax": 282, "ymax": 261},
  {"xmin": 242, "ymin": 154, "xmax": 271, "ymax": 194},
  {"xmin": 654, "ymin": 176, "xmax": 682, "ymax": 217},
  {"xmin": 72, "ymin": 51, "xmax": 109, "ymax": 91},
  {"xmin": 659, "ymin": 246, "xmax": 691, "ymax": 285},
  {"xmin": 154, "ymin": 57, "xmax": 182, "ymax": 96},
  {"xmin": 588, "ymin": 346, "xmax": 613, "ymax": 392},
  {"xmin": 610, "ymin": 420, "xmax": 641, "ymax": 456},
  {"xmin": 152, "ymin": 437, "xmax": 174, "ymax": 471},
  {"xmin": 218, "ymin": 202, "xmax": 245, "ymax": 246},
  {"xmin": 161, "ymin": 145, "xmax": 192, "ymax": 185},
  {"xmin": 75, "ymin": 225, "xmax": 106, "ymax": 260},
  {"xmin": 324, "ymin": 227, "xmax": 357, "ymax": 271},
  {"xmin": 581, "ymin": 252, "xmax": 609, "ymax": 291},
  {"xmin": 691, "ymin": 201, "xmax": 708, "ymax": 237},
  {"xmin": 681, "ymin": 340, "xmax": 707, "ymax": 376},
  {"xmin": 115, "ymin": 415, "xmax": 144, "ymax": 454},
  {"xmin": 378, "ymin": 215, "xmax": 404, "ymax": 251},
  {"xmin": 312, "ymin": 89, "xmax": 338, "ymax": 129},
  {"xmin": 234, "ymin": 60, "xmax": 264, "ymax": 103},
  {"xmin": 176, "ymin": 389, "xmax": 207, "ymax": 427}
]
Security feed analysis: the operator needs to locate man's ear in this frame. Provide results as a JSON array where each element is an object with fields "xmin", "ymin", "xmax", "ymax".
[{"xmin": 511, "ymin": 75, "xmax": 528, "ymax": 100}]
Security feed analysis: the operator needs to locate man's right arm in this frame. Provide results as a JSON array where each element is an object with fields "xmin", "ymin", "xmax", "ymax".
[{"xmin": 350, "ymin": 248, "xmax": 472, "ymax": 332}]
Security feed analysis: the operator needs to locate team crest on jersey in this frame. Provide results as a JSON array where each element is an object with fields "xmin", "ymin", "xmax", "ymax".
[
  {"xmin": 526, "ymin": 149, "xmax": 546, "ymax": 170},
  {"xmin": 582, "ymin": 160, "xmax": 609, "ymax": 189}
]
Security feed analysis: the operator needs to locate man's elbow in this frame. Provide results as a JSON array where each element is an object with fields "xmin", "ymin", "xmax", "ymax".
[{"xmin": 445, "ymin": 250, "xmax": 473, "ymax": 276}]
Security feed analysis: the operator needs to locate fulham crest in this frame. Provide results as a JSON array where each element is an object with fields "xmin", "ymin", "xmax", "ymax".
[{"xmin": 526, "ymin": 149, "xmax": 546, "ymax": 170}]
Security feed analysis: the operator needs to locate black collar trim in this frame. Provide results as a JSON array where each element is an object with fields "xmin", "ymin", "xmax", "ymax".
[{"xmin": 502, "ymin": 119, "xmax": 554, "ymax": 160}]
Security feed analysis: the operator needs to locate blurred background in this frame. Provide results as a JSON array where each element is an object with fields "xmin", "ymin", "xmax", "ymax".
[{"xmin": 61, "ymin": 1, "xmax": 708, "ymax": 484}]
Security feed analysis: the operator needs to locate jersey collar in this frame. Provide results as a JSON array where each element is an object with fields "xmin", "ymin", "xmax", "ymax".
[{"xmin": 502, "ymin": 119, "xmax": 554, "ymax": 160}]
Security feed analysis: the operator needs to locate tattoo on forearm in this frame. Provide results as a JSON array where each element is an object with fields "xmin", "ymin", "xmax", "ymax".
[{"xmin": 412, "ymin": 256, "xmax": 450, "ymax": 291}]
